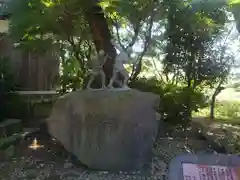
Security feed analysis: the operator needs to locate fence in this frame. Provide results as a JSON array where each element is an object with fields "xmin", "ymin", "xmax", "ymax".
[{"xmin": 0, "ymin": 35, "xmax": 59, "ymax": 91}]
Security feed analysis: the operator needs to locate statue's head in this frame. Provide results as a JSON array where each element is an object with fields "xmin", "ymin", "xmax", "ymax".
[{"xmin": 98, "ymin": 49, "xmax": 104, "ymax": 56}]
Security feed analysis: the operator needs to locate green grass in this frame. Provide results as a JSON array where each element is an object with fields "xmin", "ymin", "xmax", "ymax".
[{"xmin": 193, "ymin": 101, "xmax": 240, "ymax": 124}]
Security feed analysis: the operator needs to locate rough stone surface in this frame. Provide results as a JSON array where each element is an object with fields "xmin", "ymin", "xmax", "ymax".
[
  {"xmin": 47, "ymin": 89, "xmax": 159, "ymax": 171},
  {"xmin": 168, "ymin": 153, "xmax": 240, "ymax": 180}
]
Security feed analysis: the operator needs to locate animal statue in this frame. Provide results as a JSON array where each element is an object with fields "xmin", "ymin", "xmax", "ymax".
[
  {"xmin": 87, "ymin": 49, "xmax": 108, "ymax": 90},
  {"xmin": 107, "ymin": 39, "xmax": 134, "ymax": 90}
]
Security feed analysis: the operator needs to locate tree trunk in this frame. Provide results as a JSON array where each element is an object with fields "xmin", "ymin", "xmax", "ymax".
[
  {"xmin": 210, "ymin": 80, "xmax": 225, "ymax": 120},
  {"xmin": 85, "ymin": 3, "xmax": 116, "ymax": 84},
  {"xmin": 210, "ymin": 95, "xmax": 216, "ymax": 119},
  {"xmin": 183, "ymin": 72, "xmax": 192, "ymax": 123},
  {"xmin": 232, "ymin": 3, "xmax": 240, "ymax": 33}
]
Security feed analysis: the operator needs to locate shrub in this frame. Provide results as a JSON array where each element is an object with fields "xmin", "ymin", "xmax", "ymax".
[
  {"xmin": 216, "ymin": 101, "xmax": 240, "ymax": 118},
  {"xmin": 130, "ymin": 78, "xmax": 207, "ymax": 125},
  {"xmin": 195, "ymin": 101, "xmax": 240, "ymax": 120}
]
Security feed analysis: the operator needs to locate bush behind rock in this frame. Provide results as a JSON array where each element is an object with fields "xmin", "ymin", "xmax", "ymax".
[{"xmin": 130, "ymin": 78, "xmax": 207, "ymax": 125}]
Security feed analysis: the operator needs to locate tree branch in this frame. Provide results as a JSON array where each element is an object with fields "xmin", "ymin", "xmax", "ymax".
[
  {"xmin": 126, "ymin": 21, "xmax": 141, "ymax": 49},
  {"xmin": 67, "ymin": 35, "xmax": 85, "ymax": 72},
  {"xmin": 130, "ymin": 2, "xmax": 156, "ymax": 81},
  {"xmin": 114, "ymin": 16, "xmax": 142, "ymax": 51},
  {"xmin": 114, "ymin": 21, "xmax": 125, "ymax": 49}
]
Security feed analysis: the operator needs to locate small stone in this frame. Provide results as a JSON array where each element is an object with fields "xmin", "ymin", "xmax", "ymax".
[
  {"xmin": 0, "ymin": 150, "xmax": 7, "ymax": 161},
  {"xmin": 5, "ymin": 145, "xmax": 15, "ymax": 158},
  {"xmin": 35, "ymin": 159, "xmax": 44, "ymax": 163},
  {"xmin": 64, "ymin": 162, "xmax": 73, "ymax": 169},
  {"xmin": 48, "ymin": 164, "xmax": 54, "ymax": 168},
  {"xmin": 0, "ymin": 163, "xmax": 4, "ymax": 170}
]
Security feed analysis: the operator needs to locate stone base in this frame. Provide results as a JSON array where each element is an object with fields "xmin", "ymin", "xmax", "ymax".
[{"xmin": 47, "ymin": 89, "xmax": 159, "ymax": 171}]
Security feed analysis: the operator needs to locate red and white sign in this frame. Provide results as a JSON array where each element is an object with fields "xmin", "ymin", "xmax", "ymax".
[{"xmin": 182, "ymin": 163, "xmax": 240, "ymax": 180}]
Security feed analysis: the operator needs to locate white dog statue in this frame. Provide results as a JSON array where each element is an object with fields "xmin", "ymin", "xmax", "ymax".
[
  {"xmin": 87, "ymin": 49, "xmax": 108, "ymax": 90},
  {"xmin": 107, "ymin": 40, "xmax": 135, "ymax": 90}
]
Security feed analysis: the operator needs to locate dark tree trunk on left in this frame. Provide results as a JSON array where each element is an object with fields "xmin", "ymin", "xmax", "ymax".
[{"xmin": 85, "ymin": 2, "xmax": 116, "ymax": 84}]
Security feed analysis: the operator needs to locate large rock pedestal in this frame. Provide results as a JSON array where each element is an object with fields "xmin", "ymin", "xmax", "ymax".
[{"xmin": 47, "ymin": 89, "xmax": 159, "ymax": 171}]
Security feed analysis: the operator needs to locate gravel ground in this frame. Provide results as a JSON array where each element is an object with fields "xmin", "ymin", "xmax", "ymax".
[
  {"xmin": 192, "ymin": 118, "xmax": 240, "ymax": 154},
  {"xmin": 0, "ymin": 122, "xmax": 217, "ymax": 180}
]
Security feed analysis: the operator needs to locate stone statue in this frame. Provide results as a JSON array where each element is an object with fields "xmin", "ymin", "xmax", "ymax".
[
  {"xmin": 87, "ymin": 49, "xmax": 108, "ymax": 90},
  {"xmin": 107, "ymin": 39, "xmax": 134, "ymax": 90}
]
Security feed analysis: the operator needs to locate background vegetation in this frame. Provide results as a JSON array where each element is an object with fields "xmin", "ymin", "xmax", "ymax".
[{"xmin": 1, "ymin": 0, "xmax": 240, "ymax": 125}]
